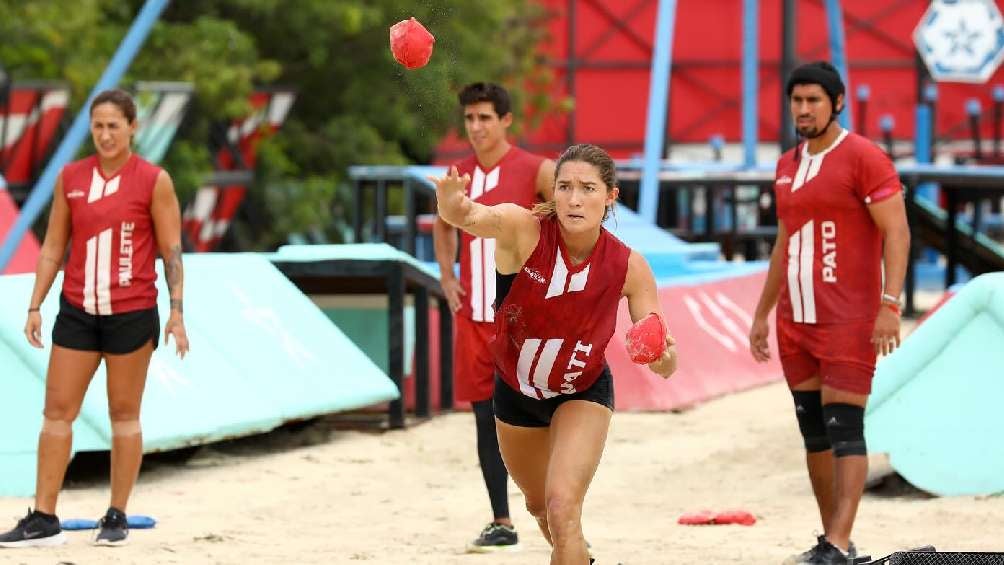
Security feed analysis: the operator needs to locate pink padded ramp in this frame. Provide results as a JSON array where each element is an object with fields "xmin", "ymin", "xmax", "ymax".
[
  {"xmin": 607, "ymin": 272, "xmax": 783, "ymax": 411},
  {"xmin": 0, "ymin": 189, "xmax": 39, "ymax": 275}
]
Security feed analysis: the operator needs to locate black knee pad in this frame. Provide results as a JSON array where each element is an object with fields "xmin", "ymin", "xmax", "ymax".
[
  {"xmin": 823, "ymin": 403, "xmax": 867, "ymax": 457},
  {"xmin": 792, "ymin": 391, "xmax": 830, "ymax": 453}
]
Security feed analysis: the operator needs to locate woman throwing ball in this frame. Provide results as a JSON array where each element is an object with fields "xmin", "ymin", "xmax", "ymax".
[{"xmin": 431, "ymin": 143, "xmax": 677, "ymax": 564}]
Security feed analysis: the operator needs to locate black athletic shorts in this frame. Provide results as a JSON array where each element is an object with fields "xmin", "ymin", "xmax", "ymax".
[
  {"xmin": 52, "ymin": 294, "xmax": 160, "ymax": 354},
  {"xmin": 493, "ymin": 366, "xmax": 615, "ymax": 428}
]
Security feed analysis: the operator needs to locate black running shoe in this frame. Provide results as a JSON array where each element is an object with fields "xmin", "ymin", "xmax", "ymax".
[
  {"xmin": 783, "ymin": 535, "xmax": 827, "ymax": 564},
  {"xmin": 784, "ymin": 536, "xmax": 867, "ymax": 564},
  {"xmin": 93, "ymin": 507, "xmax": 129, "ymax": 547},
  {"xmin": 0, "ymin": 508, "xmax": 66, "ymax": 548},
  {"xmin": 811, "ymin": 538, "xmax": 856, "ymax": 564},
  {"xmin": 466, "ymin": 522, "xmax": 519, "ymax": 553}
]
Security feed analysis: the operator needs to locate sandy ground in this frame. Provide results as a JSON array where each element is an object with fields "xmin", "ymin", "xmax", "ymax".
[
  {"xmin": 2, "ymin": 375, "xmax": 1002, "ymax": 565},
  {"xmin": 3, "ymin": 296, "xmax": 1000, "ymax": 564}
]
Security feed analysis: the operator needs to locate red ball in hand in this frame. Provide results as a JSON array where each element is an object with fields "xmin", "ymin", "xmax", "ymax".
[
  {"xmin": 625, "ymin": 313, "xmax": 667, "ymax": 364},
  {"xmin": 389, "ymin": 17, "xmax": 435, "ymax": 70}
]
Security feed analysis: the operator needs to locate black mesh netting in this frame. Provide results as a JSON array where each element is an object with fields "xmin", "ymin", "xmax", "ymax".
[{"xmin": 870, "ymin": 552, "xmax": 1004, "ymax": 565}]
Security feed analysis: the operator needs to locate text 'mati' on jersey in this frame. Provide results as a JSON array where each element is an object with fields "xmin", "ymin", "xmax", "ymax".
[
  {"xmin": 455, "ymin": 146, "xmax": 543, "ymax": 322},
  {"xmin": 774, "ymin": 130, "xmax": 901, "ymax": 324},
  {"xmin": 61, "ymin": 154, "xmax": 161, "ymax": 315},
  {"xmin": 494, "ymin": 216, "xmax": 631, "ymax": 399}
]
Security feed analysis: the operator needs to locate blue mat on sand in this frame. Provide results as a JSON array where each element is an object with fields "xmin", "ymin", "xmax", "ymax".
[{"xmin": 61, "ymin": 515, "xmax": 156, "ymax": 530}]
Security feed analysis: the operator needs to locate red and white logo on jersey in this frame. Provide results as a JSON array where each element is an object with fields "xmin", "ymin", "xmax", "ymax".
[
  {"xmin": 119, "ymin": 221, "xmax": 136, "ymax": 287},
  {"xmin": 86, "ymin": 168, "xmax": 121, "ymax": 203},
  {"xmin": 470, "ymin": 166, "xmax": 500, "ymax": 200},
  {"xmin": 515, "ymin": 338, "xmax": 593, "ymax": 398},
  {"xmin": 791, "ymin": 130, "xmax": 848, "ymax": 192},
  {"xmin": 545, "ymin": 248, "xmax": 590, "ymax": 299}
]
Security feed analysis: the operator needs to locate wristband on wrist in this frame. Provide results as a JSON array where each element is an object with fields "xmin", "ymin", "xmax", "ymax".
[
  {"xmin": 881, "ymin": 292, "xmax": 902, "ymax": 306},
  {"xmin": 881, "ymin": 301, "xmax": 901, "ymax": 316},
  {"xmin": 28, "ymin": 307, "xmax": 40, "ymax": 312}
]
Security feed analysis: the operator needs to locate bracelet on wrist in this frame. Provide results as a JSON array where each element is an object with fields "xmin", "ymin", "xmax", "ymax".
[
  {"xmin": 881, "ymin": 301, "xmax": 901, "ymax": 316},
  {"xmin": 881, "ymin": 292, "xmax": 902, "ymax": 306},
  {"xmin": 28, "ymin": 307, "xmax": 40, "ymax": 313}
]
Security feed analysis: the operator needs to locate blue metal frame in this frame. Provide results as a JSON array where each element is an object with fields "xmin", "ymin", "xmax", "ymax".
[
  {"xmin": 639, "ymin": 0, "xmax": 678, "ymax": 224},
  {"xmin": 742, "ymin": 0, "xmax": 758, "ymax": 168},
  {"xmin": 0, "ymin": 0, "xmax": 170, "ymax": 271},
  {"xmin": 825, "ymin": 0, "xmax": 853, "ymax": 129}
]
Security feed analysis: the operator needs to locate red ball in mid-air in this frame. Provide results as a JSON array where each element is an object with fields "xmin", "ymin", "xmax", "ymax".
[
  {"xmin": 389, "ymin": 17, "xmax": 435, "ymax": 70},
  {"xmin": 625, "ymin": 312, "xmax": 667, "ymax": 364}
]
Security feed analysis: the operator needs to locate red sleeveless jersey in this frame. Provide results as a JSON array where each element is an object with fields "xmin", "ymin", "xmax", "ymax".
[
  {"xmin": 454, "ymin": 146, "xmax": 543, "ymax": 322},
  {"xmin": 61, "ymin": 154, "xmax": 161, "ymax": 314},
  {"xmin": 773, "ymin": 130, "xmax": 901, "ymax": 324},
  {"xmin": 493, "ymin": 216, "xmax": 631, "ymax": 399}
]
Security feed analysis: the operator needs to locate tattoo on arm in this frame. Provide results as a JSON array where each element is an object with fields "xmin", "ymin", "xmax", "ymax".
[
  {"xmin": 463, "ymin": 208, "xmax": 503, "ymax": 231},
  {"xmin": 164, "ymin": 243, "xmax": 184, "ymax": 312}
]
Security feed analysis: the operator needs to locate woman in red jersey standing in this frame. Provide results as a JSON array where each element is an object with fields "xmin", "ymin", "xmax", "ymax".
[
  {"xmin": 432, "ymin": 143, "xmax": 677, "ymax": 565},
  {"xmin": 0, "ymin": 89, "xmax": 188, "ymax": 549}
]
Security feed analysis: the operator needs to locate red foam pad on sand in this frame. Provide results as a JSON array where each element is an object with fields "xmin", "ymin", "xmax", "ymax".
[
  {"xmin": 678, "ymin": 510, "xmax": 756, "ymax": 526},
  {"xmin": 625, "ymin": 313, "xmax": 666, "ymax": 364},
  {"xmin": 389, "ymin": 17, "xmax": 435, "ymax": 69},
  {"xmin": 713, "ymin": 510, "xmax": 756, "ymax": 526},
  {"xmin": 677, "ymin": 510, "xmax": 716, "ymax": 525}
]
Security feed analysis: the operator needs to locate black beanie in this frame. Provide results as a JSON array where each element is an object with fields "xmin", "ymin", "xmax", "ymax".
[{"xmin": 786, "ymin": 61, "xmax": 845, "ymax": 115}]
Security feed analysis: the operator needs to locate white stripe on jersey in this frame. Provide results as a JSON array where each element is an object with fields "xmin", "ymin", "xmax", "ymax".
[
  {"xmin": 792, "ymin": 155, "xmax": 811, "ymax": 192},
  {"xmin": 97, "ymin": 228, "xmax": 113, "ymax": 315},
  {"xmin": 468, "ymin": 237, "xmax": 497, "ymax": 323},
  {"xmin": 469, "ymin": 166, "xmax": 500, "ymax": 201},
  {"xmin": 470, "ymin": 168, "xmax": 486, "ymax": 200},
  {"xmin": 484, "ymin": 237, "xmax": 497, "ymax": 321},
  {"xmin": 532, "ymin": 339, "xmax": 563, "ymax": 398},
  {"xmin": 87, "ymin": 168, "xmax": 105, "ymax": 203},
  {"xmin": 84, "ymin": 235, "xmax": 97, "ymax": 314},
  {"xmin": 103, "ymin": 175, "xmax": 120, "ymax": 198},
  {"xmin": 798, "ymin": 222, "xmax": 816, "ymax": 323},
  {"xmin": 484, "ymin": 167, "xmax": 500, "ymax": 193},
  {"xmin": 567, "ymin": 264, "xmax": 590, "ymax": 293},
  {"xmin": 545, "ymin": 248, "xmax": 569, "ymax": 299},
  {"xmin": 787, "ymin": 230, "xmax": 803, "ymax": 322},
  {"xmin": 516, "ymin": 339, "xmax": 542, "ymax": 397},
  {"xmin": 792, "ymin": 129, "xmax": 849, "ymax": 192},
  {"xmin": 470, "ymin": 238, "xmax": 484, "ymax": 321},
  {"xmin": 83, "ymin": 228, "xmax": 114, "ymax": 315},
  {"xmin": 806, "ymin": 153, "xmax": 824, "ymax": 182}
]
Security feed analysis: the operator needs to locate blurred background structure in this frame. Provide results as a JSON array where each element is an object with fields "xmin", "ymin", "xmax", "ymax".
[{"xmin": 1, "ymin": 0, "xmax": 1003, "ymax": 501}]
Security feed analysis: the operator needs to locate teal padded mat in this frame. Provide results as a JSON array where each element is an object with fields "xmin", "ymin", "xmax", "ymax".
[
  {"xmin": 0, "ymin": 253, "xmax": 398, "ymax": 496},
  {"xmin": 866, "ymin": 272, "xmax": 1004, "ymax": 496}
]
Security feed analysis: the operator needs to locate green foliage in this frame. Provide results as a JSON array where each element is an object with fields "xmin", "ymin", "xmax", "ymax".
[{"xmin": 1, "ymin": 0, "xmax": 557, "ymax": 249}]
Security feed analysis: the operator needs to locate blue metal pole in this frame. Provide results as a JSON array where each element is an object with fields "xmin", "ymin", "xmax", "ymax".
[
  {"xmin": 824, "ymin": 0, "xmax": 853, "ymax": 130},
  {"xmin": 742, "ymin": 0, "xmax": 758, "ymax": 169},
  {"xmin": 915, "ymin": 105, "xmax": 931, "ymax": 166},
  {"xmin": 915, "ymin": 104, "xmax": 938, "ymax": 205},
  {"xmin": 0, "ymin": 0, "xmax": 170, "ymax": 272},
  {"xmin": 639, "ymin": 0, "xmax": 678, "ymax": 224}
]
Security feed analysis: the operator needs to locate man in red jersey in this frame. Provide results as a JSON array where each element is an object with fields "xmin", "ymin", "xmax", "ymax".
[
  {"xmin": 749, "ymin": 62, "xmax": 910, "ymax": 565},
  {"xmin": 0, "ymin": 89, "xmax": 188, "ymax": 549},
  {"xmin": 432, "ymin": 82, "xmax": 555, "ymax": 553},
  {"xmin": 431, "ymin": 143, "xmax": 677, "ymax": 565}
]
